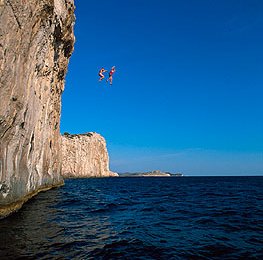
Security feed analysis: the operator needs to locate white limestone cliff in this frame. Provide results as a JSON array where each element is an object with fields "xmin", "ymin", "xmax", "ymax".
[
  {"xmin": 62, "ymin": 133, "xmax": 118, "ymax": 178},
  {"xmin": 0, "ymin": 0, "xmax": 75, "ymax": 218}
]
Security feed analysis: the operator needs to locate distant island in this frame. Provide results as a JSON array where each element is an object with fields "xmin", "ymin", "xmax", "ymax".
[{"xmin": 120, "ymin": 170, "xmax": 184, "ymax": 177}]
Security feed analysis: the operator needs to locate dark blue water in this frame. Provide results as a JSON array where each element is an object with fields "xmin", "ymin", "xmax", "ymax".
[{"xmin": 0, "ymin": 177, "xmax": 263, "ymax": 259}]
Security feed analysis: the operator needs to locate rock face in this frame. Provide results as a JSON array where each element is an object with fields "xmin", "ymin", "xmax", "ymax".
[
  {"xmin": 62, "ymin": 133, "xmax": 118, "ymax": 178},
  {"xmin": 0, "ymin": 0, "xmax": 75, "ymax": 218}
]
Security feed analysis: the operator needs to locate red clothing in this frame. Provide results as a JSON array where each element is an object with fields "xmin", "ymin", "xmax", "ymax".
[{"xmin": 109, "ymin": 69, "xmax": 115, "ymax": 76}]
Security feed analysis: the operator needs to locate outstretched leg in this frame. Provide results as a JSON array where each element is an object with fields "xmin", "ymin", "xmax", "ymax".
[{"xmin": 108, "ymin": 75, "xmax": 113, "ymax": 85}]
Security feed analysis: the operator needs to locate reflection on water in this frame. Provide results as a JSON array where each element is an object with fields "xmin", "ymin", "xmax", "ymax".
[{"xmin": 0, "ymin": 177, "xmax": 263, "ymax": 259}]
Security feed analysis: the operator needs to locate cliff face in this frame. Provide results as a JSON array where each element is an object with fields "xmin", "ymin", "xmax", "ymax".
[
  {"xmin": 0, "ymin": 0, "xmax": 75, "ymax": 218},
  {"xmin": 62, "ymin": 133, "xmax": 118, "ymax": 178}
]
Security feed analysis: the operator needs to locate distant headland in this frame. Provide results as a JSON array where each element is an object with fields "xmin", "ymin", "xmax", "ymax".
[{"xmin": 120, "ymin": 170, "xmax": 184, "ymax": 177}]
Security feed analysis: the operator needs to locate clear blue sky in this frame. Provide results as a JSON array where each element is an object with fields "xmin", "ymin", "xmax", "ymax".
[{"xmin": 61, "ymin": 0, "xmax": 263, "ymax": 175}]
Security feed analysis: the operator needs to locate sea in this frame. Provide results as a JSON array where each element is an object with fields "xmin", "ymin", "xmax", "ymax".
[{"xmin": 0, "ymin": 176, "xmax": 262, "ymax": 259}]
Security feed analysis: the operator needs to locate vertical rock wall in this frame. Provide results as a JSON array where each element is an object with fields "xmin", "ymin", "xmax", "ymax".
[
  {"xmin": 62, "ymin": 133, "xmax": 118, "ymax": 178},
  {"xmin": 0, "ymin": 0, "xmax": 75, "ymax": 218}
]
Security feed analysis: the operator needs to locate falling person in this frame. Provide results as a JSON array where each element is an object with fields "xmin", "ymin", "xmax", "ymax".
[
  {"xmin": 98, "ymin": 68, "xmax": 107, "ymax": 81},
  {"xmin": 107, "ymin": 66, "xmax": 116, "ymax": 85}
]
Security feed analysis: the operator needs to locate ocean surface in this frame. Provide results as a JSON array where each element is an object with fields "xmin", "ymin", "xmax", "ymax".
[{"xmin": 0, "ymin": 176, "xmax": 262, "ymax": 259}]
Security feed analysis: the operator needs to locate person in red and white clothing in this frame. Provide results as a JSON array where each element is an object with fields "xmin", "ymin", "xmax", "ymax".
[{"xmin": 107, "ymin": 66, "xmax": 116, "ymax": 85}]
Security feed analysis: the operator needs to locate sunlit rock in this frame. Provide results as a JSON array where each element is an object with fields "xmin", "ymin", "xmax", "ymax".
[
  {"xmin": 62, "ymin": 132, "xmax": 118, "ymax": 178},
  {"xmin": 0, "ymin": 0, "xmax": 75, "ymax": 218}
]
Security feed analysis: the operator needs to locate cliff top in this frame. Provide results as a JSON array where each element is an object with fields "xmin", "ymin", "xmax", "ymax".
[{"xmin": 63, "ymin": 132, "xmax": 96, "ymax": 138}]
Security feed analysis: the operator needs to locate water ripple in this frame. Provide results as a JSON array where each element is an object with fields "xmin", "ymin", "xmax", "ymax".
[{"xmin": 0, "ymin": 176, "xmax": 263, "ymax": 259}]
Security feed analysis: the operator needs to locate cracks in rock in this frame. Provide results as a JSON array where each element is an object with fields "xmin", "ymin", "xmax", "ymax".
[
  {"xmin": 23, "ymin": 106, "xmax": 28, "ymax": 121},
  {"xmin": 52, "ymin": 11, "xmax": 74, "ymax": 82},
  {"xmin": 63, "ymin": 39, "xmax": 74, "ymax": 58},
  {"xmin": 6, "ymin": 0, "xmax": 21, "ymax": 29},
  {"xmin": 58, "ymin": 69, "xmax": 65, "ymax": 81},
  {"xmin": 19, "ymin": 106, "xmax": 28, "ymax": 130},
  {"xmin": 28, "ymin": 132, "xmax": 34, "ymax": 155},
  {"xmin": 53, "ymin": 20, "xmax": 62, "ymax": 64},
  {"xmin": 0, "ymin": 112, "xmax": 17, "ymax": 139}
]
